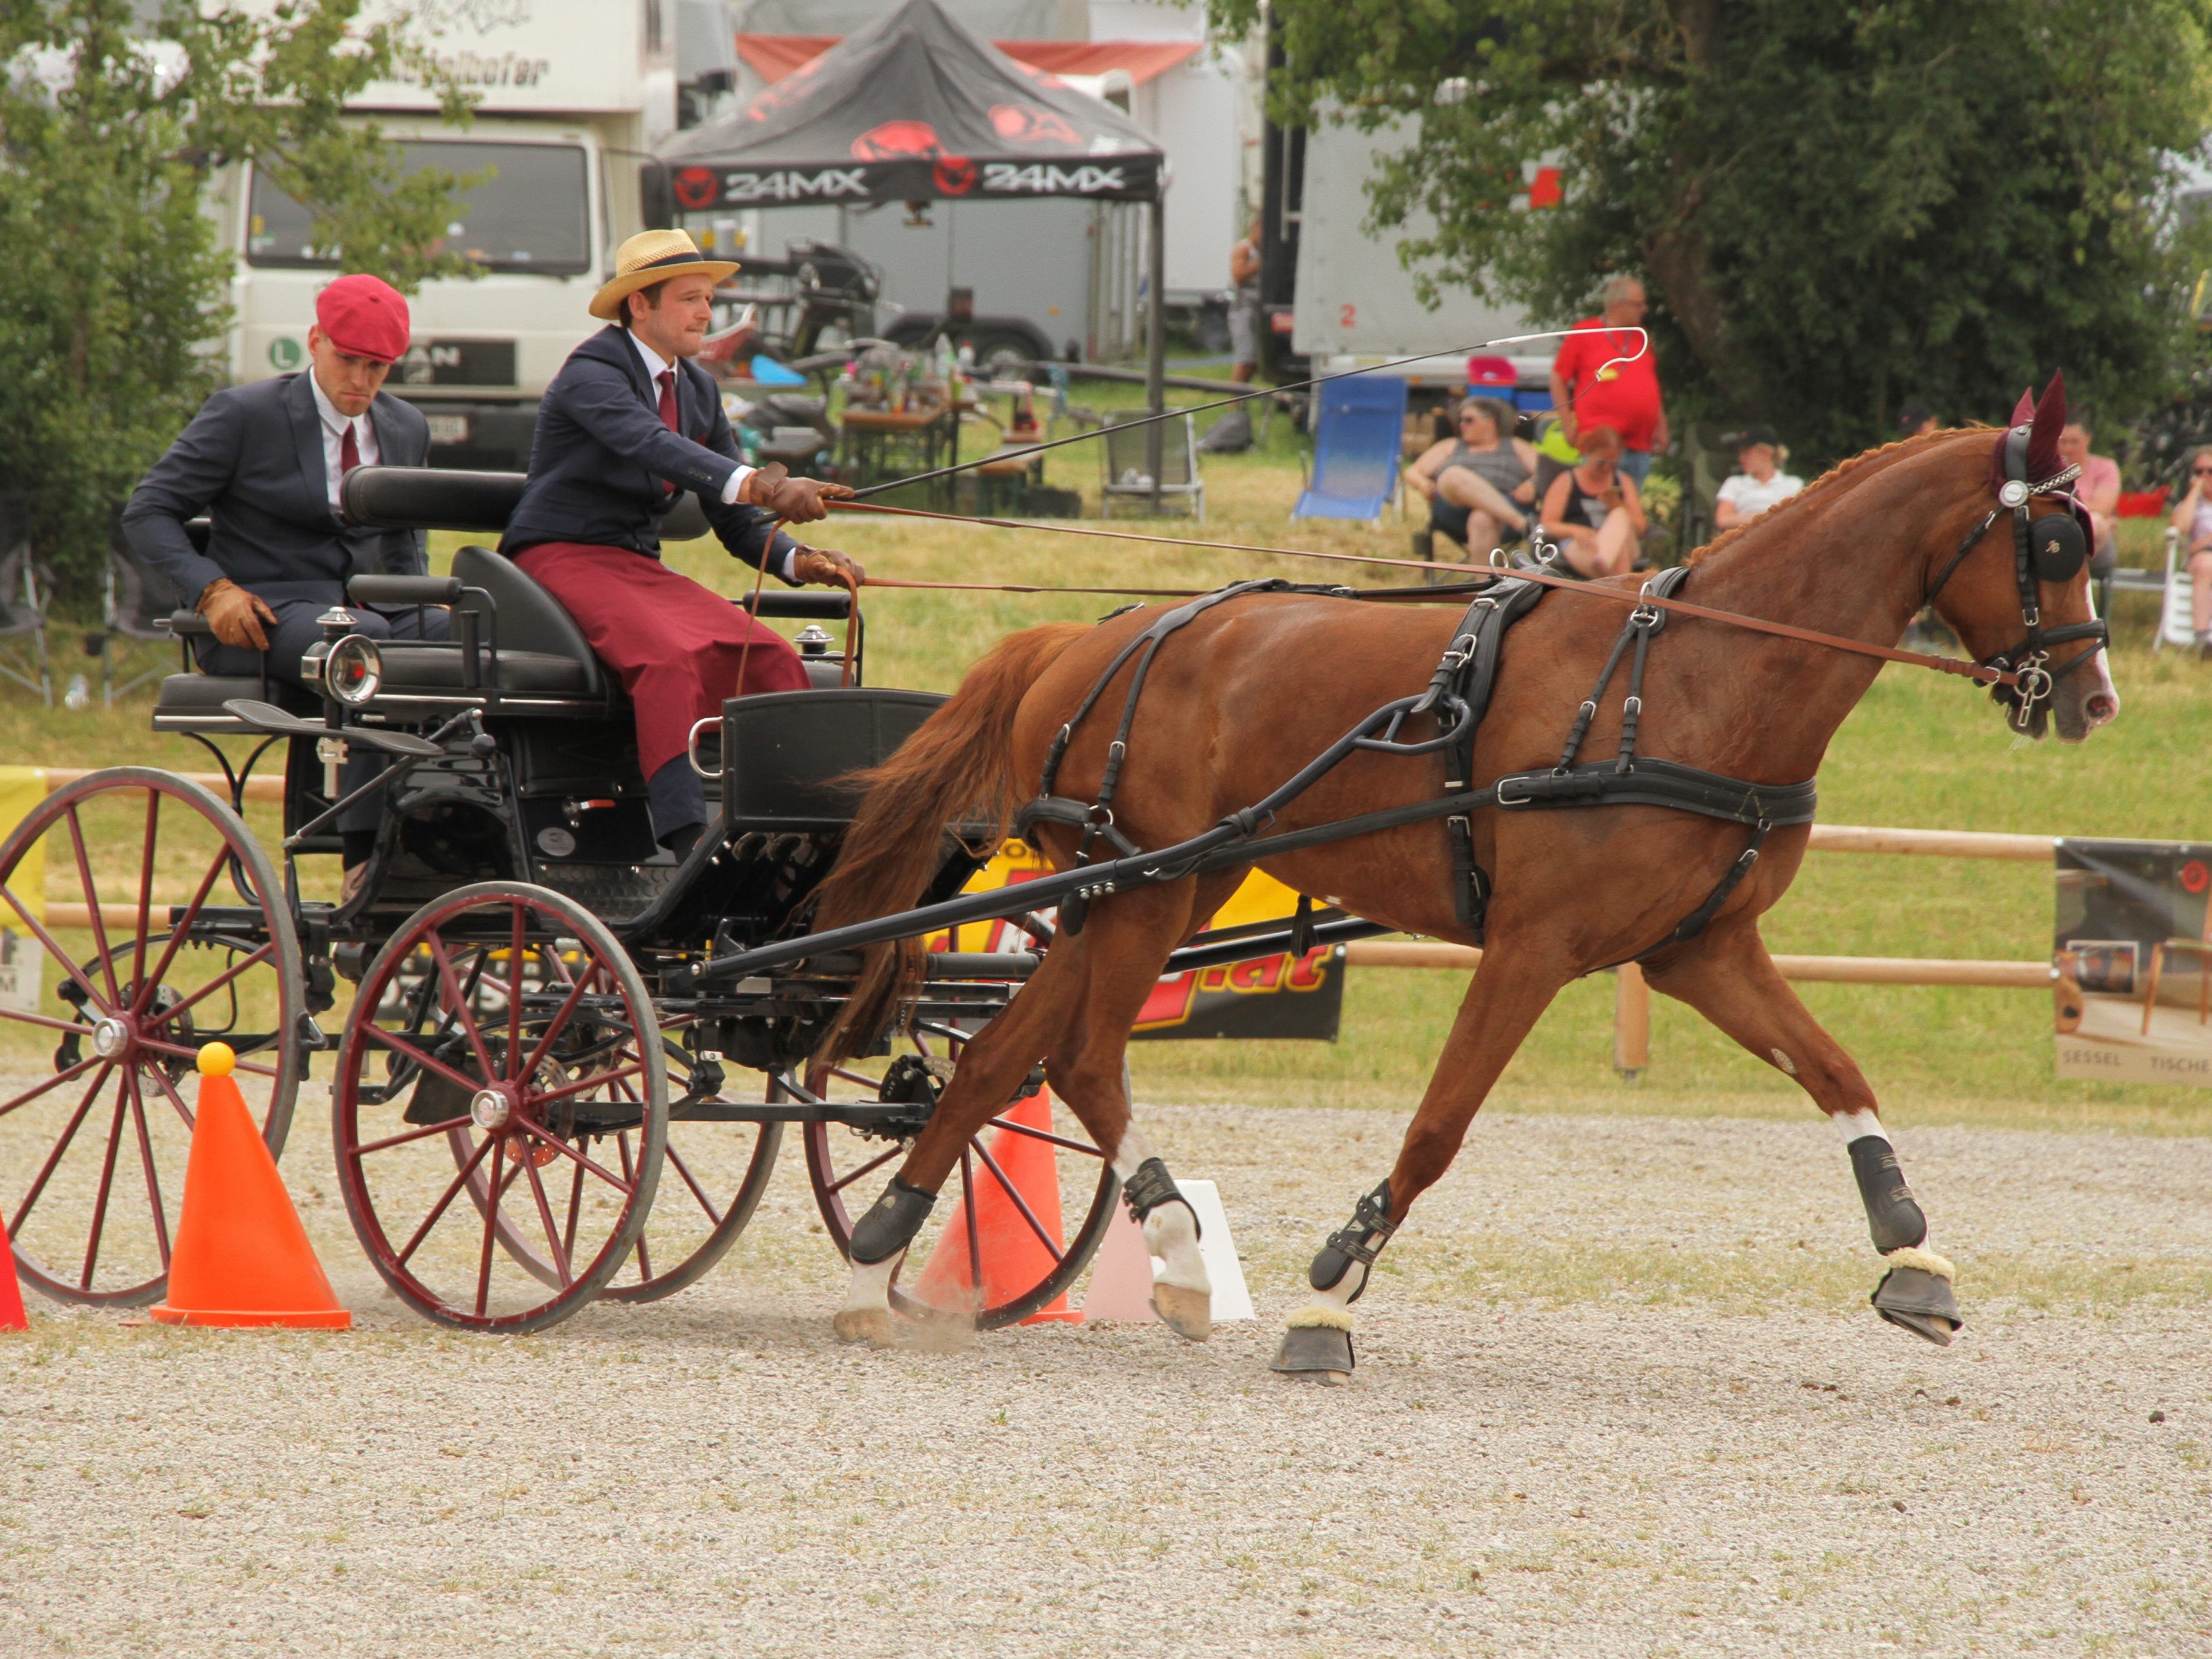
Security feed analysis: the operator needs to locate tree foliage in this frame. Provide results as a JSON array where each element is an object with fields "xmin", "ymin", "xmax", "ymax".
[
  {"xmin": 0, "ymin": 0, "xmax": 476, "ymax": 595},
  {"xmin": 1214, "ymin": 0, "xmax": 2212, "ymax": 464}
]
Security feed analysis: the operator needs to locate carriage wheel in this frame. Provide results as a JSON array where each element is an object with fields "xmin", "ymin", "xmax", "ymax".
[
  {"xmin": 593, "ymin": 1036, "xmax": 782, "ymax": 1305},
  {"xmin": 801, "ymin": 1038, "xmax": 1119, "ymax": 1330},
  {"xmin": 0, "ymin": 768, "xmax": 303, "ymax": 1306},
  {"xmin": 332, "ymin": 882, "xmax": 665, "ymax": 1333}
]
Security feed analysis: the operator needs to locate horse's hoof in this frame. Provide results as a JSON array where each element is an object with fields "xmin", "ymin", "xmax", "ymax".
[
  {"xmin": 1150, "ymin": 1282, "xmax": 1212, "ymax": 1343},
  {"xmin": 1871, "ymin": 1258, "xmax": 1961, "ymax": 1347},
  {"xmin": 833, "ymin": 1308, "xmax": 894, "ymax": 1349},
  {"xmin": 1271, "ymin": 1317, "xmax": 1354, "ymax": 1381}
]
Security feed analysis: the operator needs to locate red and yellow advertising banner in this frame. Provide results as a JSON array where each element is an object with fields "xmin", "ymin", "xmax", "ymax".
[{"xmin": 930, "ymin": 838, "xmax": 1344, "ymax": 1041}]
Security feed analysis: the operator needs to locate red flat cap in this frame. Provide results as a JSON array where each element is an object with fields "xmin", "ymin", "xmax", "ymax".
[{"xmin": 315, "ymin": 274, "xmax": 411, "ymax": 365}]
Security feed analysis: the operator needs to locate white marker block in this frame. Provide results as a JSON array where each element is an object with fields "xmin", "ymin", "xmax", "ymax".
[{"xmin": 1082, "ymin": 1177, "xmax": 1254, "ymax": 1323}]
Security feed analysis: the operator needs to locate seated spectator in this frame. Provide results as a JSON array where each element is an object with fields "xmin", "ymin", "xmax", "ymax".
[
  {"xmin": 1898, "ymin": 399, "xmax": 1938, "ymax": 439},
  {"xmin": 1713, "ymin": 426, "xmax": 1803, "ymax": 529},
  {"xmin": 2057, "ymin": 418, "xmax": 2121, "ymax": 580},
  {"xmin": 2164, "ymin": 445, "xmax": 2212, "ymax": 655},
  {"xmin": 1539, "ymin": 423, "xmax": 1643, "ymax": 578},
  {"xmin": 1404, "ymin": 397, "xmax": 1537, "ymax": 554}
]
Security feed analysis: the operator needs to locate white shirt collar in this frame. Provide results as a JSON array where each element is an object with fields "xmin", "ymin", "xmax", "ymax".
[
  {"xmin": 308, "ymin": 371, "xmax": 367, "ymax": 439},
  {"xmin": 628, "ymin": 330, "xmax": 674, "ymax": 383}
]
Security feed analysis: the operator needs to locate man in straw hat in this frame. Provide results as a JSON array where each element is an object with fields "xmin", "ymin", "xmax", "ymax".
[
  {"xmin": 501, "ymin": 229, "xmax": 861, "ymax": 856},
  {"xmin": 124, "ymin": 272, "xmax": 444, "ymax": 891}
]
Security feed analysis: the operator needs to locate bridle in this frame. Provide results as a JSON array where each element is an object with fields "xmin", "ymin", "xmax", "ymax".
[{"xmin": 1922, "ymin": 424, "xmax": 2109, "ymax": 731}]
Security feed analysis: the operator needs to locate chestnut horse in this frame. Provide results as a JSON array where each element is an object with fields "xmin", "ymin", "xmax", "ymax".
[{"xmin": 811, "ymin": 391, "xmax": 2118, "ymax": 1374}]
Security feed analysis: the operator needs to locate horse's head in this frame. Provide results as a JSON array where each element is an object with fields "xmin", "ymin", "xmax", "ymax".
[{"xmin": 1924, "ymin": 374, "xmax": 2119, "ymax": 742}]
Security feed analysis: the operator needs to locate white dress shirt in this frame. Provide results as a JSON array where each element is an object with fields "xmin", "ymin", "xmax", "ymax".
[
  {"xmin": 309, "ymin": 373, "xmax": 378, "ymax": 516},
  {"xmin": 628, "ymin": 332, "xmax": 796, "ymax": 580}
]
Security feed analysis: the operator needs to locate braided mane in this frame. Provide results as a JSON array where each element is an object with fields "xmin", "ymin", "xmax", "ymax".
[{"xmin": 1683, "ymin": 426, "xmax": 1990, "ymax": 566}]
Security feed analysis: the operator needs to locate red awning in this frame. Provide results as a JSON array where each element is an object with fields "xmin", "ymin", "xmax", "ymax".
[{"xmin": 736, "ymin": 33, "xmax": 1201, "ymax": 88}]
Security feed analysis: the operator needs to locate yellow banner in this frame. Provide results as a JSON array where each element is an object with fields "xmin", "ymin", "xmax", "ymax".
[{"xmin": 0, "ymin": 766, "xmax": 46, "ymax": 1015}]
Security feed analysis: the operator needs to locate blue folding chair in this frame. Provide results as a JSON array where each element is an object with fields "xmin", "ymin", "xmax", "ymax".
[{"xmin": 1293, "ymin": 375, "xmax": 1409, "ymax": 522}]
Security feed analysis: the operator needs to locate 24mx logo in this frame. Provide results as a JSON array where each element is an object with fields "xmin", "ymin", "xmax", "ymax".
[
  {"xmin": 981, "ymin": 163, "xmax": 1128, "ymax": 195},
  {"xmin": 717, "ymin": 168, "xmax": 869, "ymax": 203}
]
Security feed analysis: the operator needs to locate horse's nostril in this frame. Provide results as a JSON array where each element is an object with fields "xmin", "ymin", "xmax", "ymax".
[{"xmin": 2086, "ymin": 694, "xmax": 2118, "ymax": 724}]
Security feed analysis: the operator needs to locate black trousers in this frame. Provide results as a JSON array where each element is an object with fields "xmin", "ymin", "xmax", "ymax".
[{"xmin": 197, "ymin": 599, "xmax": 450, "ymax": 835}]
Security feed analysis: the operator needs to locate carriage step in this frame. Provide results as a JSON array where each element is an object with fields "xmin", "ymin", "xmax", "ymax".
[{"xmin": 531, "ymin": 860, "xmax": 681, "ymax": 919}]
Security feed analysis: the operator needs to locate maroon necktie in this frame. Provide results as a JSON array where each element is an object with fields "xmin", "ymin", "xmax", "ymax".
[
  {"xmin": 337, "ymin": 421, "xmax": 361, "ymax": 523},
  {"xmin": 656, "ymin": 369, "xmax": 681, "ymax": 496}
]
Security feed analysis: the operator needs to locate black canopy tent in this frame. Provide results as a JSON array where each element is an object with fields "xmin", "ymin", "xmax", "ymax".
[{"xmin": 656, "ymin": 0, "xmax": 1173, "ymax": 499}]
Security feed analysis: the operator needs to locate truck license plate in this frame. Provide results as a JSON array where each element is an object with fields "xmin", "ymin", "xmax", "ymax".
[{"xmin": 426, "ymin": 414, "xmax": 471, "ymax": 445}]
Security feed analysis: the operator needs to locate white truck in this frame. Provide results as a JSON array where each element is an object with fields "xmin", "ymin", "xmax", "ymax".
[
  {"xmin": 212, "ymin": 0, "xmax": 719, "ymax": 469},
  {"xmin": 1286, "ymin": 111, "xmax": 1556, "ymax": 404}
]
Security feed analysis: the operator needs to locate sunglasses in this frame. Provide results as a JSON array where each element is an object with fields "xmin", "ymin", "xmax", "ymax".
[{"xmin": 2194, "ymin": 466, "xmax": 2212, "ymax": 475}]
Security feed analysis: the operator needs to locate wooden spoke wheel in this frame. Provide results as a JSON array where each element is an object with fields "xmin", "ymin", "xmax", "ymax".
[
  {"xmin": 801, "ymin": 1038, "xmax": 1119, "ymax": 1330},
  {"xmin": 333, "ymin": 882, "xmax": 665, "ymax": 1333},
  {"xmin": 593, "ymin": 1031, "xmax": 781, "ymax": 1305},
  {"xmin": 0, "ymin": 768, "xmax": 303, "ymax": 1306}
]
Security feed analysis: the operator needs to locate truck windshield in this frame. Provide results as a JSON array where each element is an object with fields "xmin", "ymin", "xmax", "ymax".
[{"xmin": 246, "ymin": 141, "xmax": 590, "ymax": 276}]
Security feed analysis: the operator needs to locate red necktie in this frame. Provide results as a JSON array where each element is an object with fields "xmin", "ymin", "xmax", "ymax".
[
  {"xmin": 340, "ymin": 421, "xmax": 360, "ymax": 476},
  {"xmin": 657, "ymin": 369, "xmax": 679, "ymax": 495}
]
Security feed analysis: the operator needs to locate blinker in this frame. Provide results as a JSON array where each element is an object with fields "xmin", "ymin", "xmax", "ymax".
[{"xmin": 2027, "ymin": 512, "xmax": 2087, "ymax": 584}]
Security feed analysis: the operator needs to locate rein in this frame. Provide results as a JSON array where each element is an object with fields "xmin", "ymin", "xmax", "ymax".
[{"xmin": 829, "ymin": 498, "xmax": 2019, "ymax": 689}]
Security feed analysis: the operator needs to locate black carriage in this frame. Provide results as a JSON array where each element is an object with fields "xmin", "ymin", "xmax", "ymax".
[{"xmin": 0, "ymin": 468, "xmax": 1122, "ymax": 1332}]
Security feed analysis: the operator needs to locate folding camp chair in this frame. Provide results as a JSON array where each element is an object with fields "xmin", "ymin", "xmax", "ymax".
[
  {"xmin": 1292, "ymin": 375, "xmax": 1408, "ymax": 523},
  {"xmin": 93, "ymin": 506, "xmax": 181, "ymax": 704},
  {"xmin": 2143, "ymin": 527, "xmax": 2198, "ymax": 653},
  {"xmin": 1100, "ymin": 413, "xmax": 1204, "ymax": 519},
  {"xmin": 0, "ymin": 493, "xmax": 53, "ymax": 704}
]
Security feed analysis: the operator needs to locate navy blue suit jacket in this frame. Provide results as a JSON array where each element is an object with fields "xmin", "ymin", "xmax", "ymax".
[
  {"xmin": 500, "ymin": 326, "xmax": 796, "ymax": 574},
  {"xmin": 121, "ymin": 373, "xmax": 429, "ymax": 610}
]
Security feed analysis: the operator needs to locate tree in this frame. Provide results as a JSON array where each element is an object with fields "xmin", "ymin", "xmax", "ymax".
[
  {"xmin": 0, "ymin": 0, "xmax": 476, "ymax": 596},
  {"xmin": 1214, "ymin": 0, "xmax": 2212, "ymax": 464}
]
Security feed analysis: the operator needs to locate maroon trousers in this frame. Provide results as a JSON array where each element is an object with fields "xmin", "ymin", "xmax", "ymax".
[{"xmin": 515, "ymin": 542, "xmax": 809, "ymax": 826}]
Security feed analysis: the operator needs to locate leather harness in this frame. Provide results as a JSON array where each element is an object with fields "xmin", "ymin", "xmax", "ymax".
[{"xmin": 1014, "ymin": 565, "xmax": 1818, "ymax": 961}]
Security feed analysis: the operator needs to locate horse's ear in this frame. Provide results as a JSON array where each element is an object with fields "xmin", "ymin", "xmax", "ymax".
[
  {"xmin": 2008, "ymin": 388, "xmax": 2036, "ymax": 426},
  {"xmin": 2025, "ymin": 370, "xmax": 2068, "ymax": 478}
]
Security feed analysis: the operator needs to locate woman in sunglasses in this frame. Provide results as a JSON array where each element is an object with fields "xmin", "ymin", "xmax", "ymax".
[
  {"xmin": 2166, "ymin": 445, "xmax": 2212, "ymax": 654},
  {"xmin": 1538, "ymin": 422, "xmax": 1646, "ymax": 578},
  {"xmin": 1404, "ymin": 396, "xmax": 1536, "ymax": 556}
]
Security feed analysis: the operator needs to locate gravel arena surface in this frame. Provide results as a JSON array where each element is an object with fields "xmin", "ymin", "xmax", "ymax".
[{"xmin": 3, "ymin": 1094, "xmax": 2209, "ymax": 1657}]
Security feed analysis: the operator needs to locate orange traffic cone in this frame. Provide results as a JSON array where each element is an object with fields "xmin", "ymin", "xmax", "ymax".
[
  {"xmin": 151, "ymin": 1043, "xmax": 351, "ymax": 1330},
  {"xmin": 914, "ymin": 1087, "xmax": 1081, "ymax": 1325},
  {"xmin": 0, "ymin": 1205, "xmax": 27, "ymax": 1332}
]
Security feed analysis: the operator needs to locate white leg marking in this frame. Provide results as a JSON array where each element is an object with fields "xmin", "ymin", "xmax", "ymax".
[
  {"xmin": 1112, "ymin": 1124, "xmax": 1209, "ymax": 1295},
  {"xmin": 839, "ymin": 1253, "xmax": 898, "ymax": 1318},
  {"xmin": 1833, "ymin": 1108, "xmax": 1888, "ymax": 1146}
]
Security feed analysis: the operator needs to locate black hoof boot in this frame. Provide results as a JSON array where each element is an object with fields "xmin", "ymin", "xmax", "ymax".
[
  {"xmin": 1270, "ymin": 1313, "xmax": 1354, "ymax": 1384},
  {"xmin": 1871, "ymin": 1250, "xmax": 1963, "ymax": 1346}
]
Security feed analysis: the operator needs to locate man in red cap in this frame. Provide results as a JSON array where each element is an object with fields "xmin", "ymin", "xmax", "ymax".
[{"xmin": 124, "ymin": 273, "xmax": 445, "ymax": 883}]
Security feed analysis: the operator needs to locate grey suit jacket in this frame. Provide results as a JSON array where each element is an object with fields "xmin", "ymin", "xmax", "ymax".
[{"xmin": 121, "ymin": 374, "xmax": 430, "ymax": 610}]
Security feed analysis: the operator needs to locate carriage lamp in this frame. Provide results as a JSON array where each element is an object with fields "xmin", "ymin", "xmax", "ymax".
[{"xmin": 326, "ymin": 634, "xmax": 384, "ymax": 706}]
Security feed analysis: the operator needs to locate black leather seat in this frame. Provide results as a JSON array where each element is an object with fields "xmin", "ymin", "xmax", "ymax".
[
  {"xmin": 153, "ymin": 674, "xmax": 289, "ymax": 732},
  {"xmin": 449, "ymin": 544, "xmax": 606, "ymax": 699}
]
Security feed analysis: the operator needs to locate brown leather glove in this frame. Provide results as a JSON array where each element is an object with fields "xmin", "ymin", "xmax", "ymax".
[
  {"xmin": 743, "ymin": 463, "xmax": 853, "ymax": 524},
  {"xmin": 789, "ymin": 546, "xmax": 866, "ymax": 587},
  {"xmin": 197, "ymin": 578, "xmax": 279, "ymax": 651}
]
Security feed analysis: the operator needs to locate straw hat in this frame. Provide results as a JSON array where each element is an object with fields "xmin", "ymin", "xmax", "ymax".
[{"xmin": 589, "ymin": 229, "xmax": 738, "ymax": 322}]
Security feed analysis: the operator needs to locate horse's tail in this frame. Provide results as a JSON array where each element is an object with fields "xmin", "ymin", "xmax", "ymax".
[{"xmin": 810, "ymin": 621, "xmax": 1089, "ymax": 1065}]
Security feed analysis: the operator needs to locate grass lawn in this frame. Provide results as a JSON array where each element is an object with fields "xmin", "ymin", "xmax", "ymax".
[{"xmin": 6, "ymin": 386, "xmax": 2209, "ymax": 1138}]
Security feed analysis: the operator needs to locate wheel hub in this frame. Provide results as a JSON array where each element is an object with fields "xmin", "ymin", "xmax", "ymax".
[
  {"xmin": 469, "ymin": 1087, "xmax": 514, "ymax": 1132},
  {"xmin": 91, "ymin": 1016, "xmax": 132, "ymax": 1058}
]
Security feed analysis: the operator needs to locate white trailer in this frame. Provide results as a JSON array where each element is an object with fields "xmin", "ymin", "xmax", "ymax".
[
  {"xmin": 215, "ymin": 0, "xmax": 693, "ymax": 469},
  {"xmin": 1290, "ymin": 113, "xmax": 1555, "ymax": 398}
]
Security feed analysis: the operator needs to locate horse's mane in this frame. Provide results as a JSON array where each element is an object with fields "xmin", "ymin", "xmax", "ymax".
[{"xmin": 1683, "ymin": 425, "xmax": 1992, "ymax": 566}]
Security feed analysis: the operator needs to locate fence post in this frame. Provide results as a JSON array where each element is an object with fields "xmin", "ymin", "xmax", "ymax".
[{"xmin": 1613, "ymin": 962, "xmax": 1650, "ymax": 1079}]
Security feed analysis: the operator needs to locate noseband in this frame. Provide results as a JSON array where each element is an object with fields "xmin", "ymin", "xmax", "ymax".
[{"xmin": 1922, "ymin": 424, "xmax": 2109, "ymax": 730}]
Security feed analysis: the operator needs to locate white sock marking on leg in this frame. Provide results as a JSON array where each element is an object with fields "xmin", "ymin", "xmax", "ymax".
[
  {"xmin": 1833, "ymin": 1108, "xmax": 1888, "ymax": 1147},
  {"xmin": 1112, "ymin": 1124, "xmax": 1210, "ymax": 1295},
  {"xmin": 838, "ymin": 1253, "xmax": 899, "ymax": 1317}
]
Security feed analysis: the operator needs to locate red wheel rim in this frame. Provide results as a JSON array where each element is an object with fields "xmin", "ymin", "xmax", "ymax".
[
  {"xmin": 801, "ymin": 1035, "xmax": 1118, "ymax": 1330},
  {"xmin": 332, "ymin": 883, "xmax": 664, "ymax": 1333},
  {"xmin": 0, "ymin": 769, "xmax": 302, "ymax": 1306}
]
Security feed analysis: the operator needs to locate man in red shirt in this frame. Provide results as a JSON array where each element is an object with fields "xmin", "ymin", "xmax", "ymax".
[{"xmin": 1548, "ymin": 276, "xmax": 1668, "ymax": 486}]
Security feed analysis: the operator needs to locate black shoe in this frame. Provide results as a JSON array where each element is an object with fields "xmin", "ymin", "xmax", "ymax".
[{"xmin": 659, "ymin": 821, "xmax": 705, "ymax": 858}]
